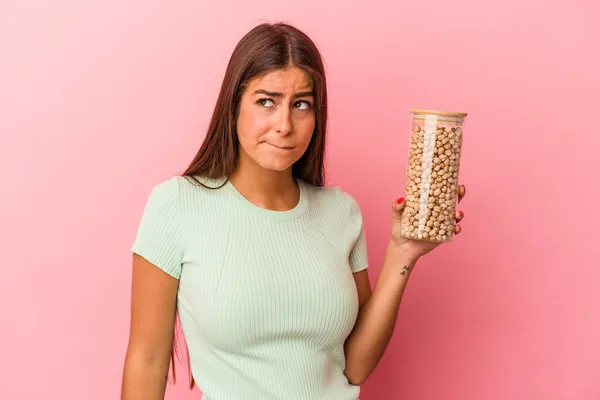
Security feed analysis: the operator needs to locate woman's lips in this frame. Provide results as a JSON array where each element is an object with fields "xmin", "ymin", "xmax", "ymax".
[{"xmin": 267, "ymin": 143, "xmax": 295, "ymax": 150}]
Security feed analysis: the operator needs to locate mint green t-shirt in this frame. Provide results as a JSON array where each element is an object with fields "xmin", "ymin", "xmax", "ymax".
[{"xmin": 130, "ymin": 175, "xmax": 369, "ymax": 400}]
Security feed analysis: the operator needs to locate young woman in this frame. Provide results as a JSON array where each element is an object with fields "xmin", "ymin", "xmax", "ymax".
[{"xmin": 121, "ymin": 22, "xmax": 466, "ymax": 400}]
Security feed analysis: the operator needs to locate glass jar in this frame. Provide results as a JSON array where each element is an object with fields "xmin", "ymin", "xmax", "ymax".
[{"xmin": 400, "ymin": 109, "xmax": 467, "ymax": 243}]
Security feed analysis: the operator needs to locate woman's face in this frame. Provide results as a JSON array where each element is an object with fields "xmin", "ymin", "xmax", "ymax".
[{"xmin": 235, "ymin": 66, "xmax": 316, "ymax": 173}]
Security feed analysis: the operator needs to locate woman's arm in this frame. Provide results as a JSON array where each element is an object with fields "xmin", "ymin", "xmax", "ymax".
[
  {"xmin": 343, "ymin": 241, "xmax": 417, "ymax": 385},
  {"xmin": 344, "ymin": 188, "xmax": 465, "ymax": 385},
  {"xmin": 121, "ymin": 255, "xmax": 179, "ymax": 400}
]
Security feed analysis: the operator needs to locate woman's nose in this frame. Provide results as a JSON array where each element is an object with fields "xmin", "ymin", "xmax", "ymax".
[{"xmin": 275, "ymin": 108, "xmax": 292, "ymax": 135}]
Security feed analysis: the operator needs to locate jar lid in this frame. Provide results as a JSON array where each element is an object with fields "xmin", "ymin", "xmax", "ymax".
[
  {"xmin": 410, "ymin": 109, "xmax": 467, "ymax": 120},
  {"xmin": 410, "ymin": 109, "xmax": 468, "ymax": 118}
]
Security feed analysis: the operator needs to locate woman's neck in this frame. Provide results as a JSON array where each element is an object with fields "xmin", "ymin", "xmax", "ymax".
[{"xmin": 228, "ymin": 159, "xmax": 300, "ymax": 212}]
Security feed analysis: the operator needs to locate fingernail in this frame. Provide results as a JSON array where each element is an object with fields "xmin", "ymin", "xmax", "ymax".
[
  {"xmin": 459, "ymin": 210, "xmax": 464, "ymax": 217},
  {"xmin": 397, "ymin": 197, "xmax": 404, "ymax": 204},
  {"xmin": 463, "ymin": 185, "xmax": 467, "ymax": 193}
]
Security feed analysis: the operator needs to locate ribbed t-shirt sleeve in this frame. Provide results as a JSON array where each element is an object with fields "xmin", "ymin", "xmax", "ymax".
[
  {"xmin": 349, "ymin": 224, "xmax": 368, "ymax": 273},
  {"xmin": 347, "ymin": 197, "xmax": 369, "ymax": 273},
  {"xmin": 130, "ymin": 178, "xmax": 183, "ymax": 279}
]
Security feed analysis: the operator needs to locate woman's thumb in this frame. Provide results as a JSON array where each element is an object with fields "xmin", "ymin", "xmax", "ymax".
[{"xmin": 393, "ymin": 196, "xmax": 406, "ymax": 215}]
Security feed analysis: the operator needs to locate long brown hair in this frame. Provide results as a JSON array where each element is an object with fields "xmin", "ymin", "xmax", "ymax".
[{"xmin": 171, "ymin": 22, "xmax": 329, "ymax": 388}]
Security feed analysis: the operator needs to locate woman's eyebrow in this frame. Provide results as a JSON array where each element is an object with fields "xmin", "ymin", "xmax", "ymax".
[{"xmin": 253, "ymin": 89, "xmax": 314, "ymax": 98}]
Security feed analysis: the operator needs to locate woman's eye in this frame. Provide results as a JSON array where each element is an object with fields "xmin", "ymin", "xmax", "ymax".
[
  {"xmin": 258, "ymin": 98, "xmax": 274, "ymax": 108},
  {"xmin": 294, "ymin": 101, "xmax": 312, "ymax": 110}
]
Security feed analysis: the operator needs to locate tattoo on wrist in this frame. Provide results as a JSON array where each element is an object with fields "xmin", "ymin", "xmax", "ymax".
[{"xmin": 400, "ymin": 265, "xmax": 410, "ymax": 276}]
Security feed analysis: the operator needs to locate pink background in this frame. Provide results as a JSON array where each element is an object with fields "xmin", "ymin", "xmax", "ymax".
[{"xmin": 1, "ymin": 0, "xmax": 599, "ymax": 399}]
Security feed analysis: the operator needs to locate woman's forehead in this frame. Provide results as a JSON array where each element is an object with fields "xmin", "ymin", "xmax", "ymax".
[{"xmin": 246, "ymin": 67, "xmax": 313, "ymax": 93}]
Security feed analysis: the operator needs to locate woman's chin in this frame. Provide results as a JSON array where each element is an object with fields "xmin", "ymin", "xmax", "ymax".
[{"xmin": 256, "ymin": 157, "xmax": 297, "ymax": 173}]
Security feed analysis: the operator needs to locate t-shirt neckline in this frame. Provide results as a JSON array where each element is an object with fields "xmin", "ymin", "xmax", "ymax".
[{"xmin": 224, "ymin": 178, "xmax": 309, "ymax": 221}]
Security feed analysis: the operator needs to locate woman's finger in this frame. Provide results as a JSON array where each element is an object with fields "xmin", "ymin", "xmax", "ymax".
[
  {"xmin": 455, "ymin": 209, "xmax": 464, "ymax": 222},
  {"xmin": 457, "ymin": 184, "xmax": 466, "ymax": 203},
  {"xmin": 393, "ymin": 196, "xmax": 405, "ymax": 212}
]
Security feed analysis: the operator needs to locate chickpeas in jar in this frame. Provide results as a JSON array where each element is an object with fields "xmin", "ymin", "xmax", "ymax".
[{"xmin": 400, "ymin": 109, "xmax": 467, "ymax": 243}]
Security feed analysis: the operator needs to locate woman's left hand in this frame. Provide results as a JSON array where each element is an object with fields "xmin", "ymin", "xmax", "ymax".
[{"xmin": 390, "ymin": 184, "xmax": 467, "ymax": 262}]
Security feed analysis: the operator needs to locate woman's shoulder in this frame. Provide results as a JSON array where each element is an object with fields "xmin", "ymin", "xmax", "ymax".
[
  {"xmin": 140, "ymin": 175, "xmax": 182, "ymax": 205},
  {"xmin": 143, "ymin": 174, "xmax": 228, "ymax": 205},
  {"xmin": 150, "ymin": 174, "xmax": 226, "ymax": 190},
  {"xmin": 303, "ymin": 181, "xmax": 363, "ymax": 216}
]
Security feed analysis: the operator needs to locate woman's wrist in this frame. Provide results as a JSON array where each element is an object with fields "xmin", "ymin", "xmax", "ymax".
[
  {"xmin": 387, "ymin": 239, "xmax": 419, "ymax": 264},
  {"xmin": 383, "ymin": 240, "xmax": 419, "ymax": 277},
  {"xmin": 374, "ymin": 240, "xmax": 418, "ymax": 295}
]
